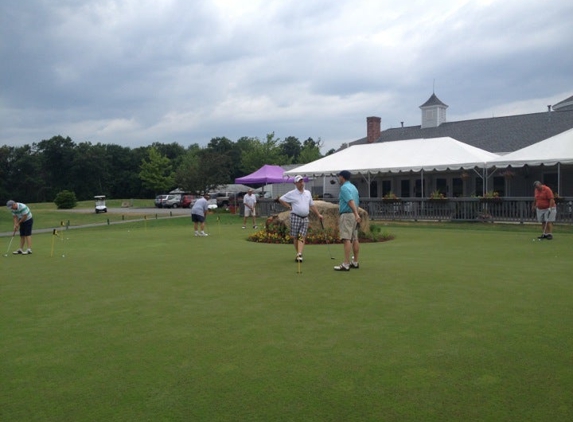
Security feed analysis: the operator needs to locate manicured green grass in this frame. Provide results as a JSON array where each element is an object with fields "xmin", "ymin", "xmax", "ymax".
[{"xmin": 1, "ymin": 217, "xmax": 572, "ymax": 421}]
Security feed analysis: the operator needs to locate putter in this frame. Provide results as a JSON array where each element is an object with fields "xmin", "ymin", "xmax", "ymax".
[
  {"xmin": 320, "ymin": 220, "xmax": 335, "ymax": 260},
  {"xmin": 535, "ymin": 209, "xmax": 550, "ymax": 241},
  {"xmin": 541, "ymin": 208, "xmax": 553, "ymax": 240},
  {"xmin": 4, "ymin": 229, "xmax": 17, "ymax": 257}
]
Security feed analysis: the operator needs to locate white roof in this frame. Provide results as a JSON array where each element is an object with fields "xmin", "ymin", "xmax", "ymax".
[
  {"xmin": 487, "ymin": 128, "xmax": 573, "ymax": 168},
  {"xmin": 285, "ymin": 137, "xmax": 499, "ymax": 176}
]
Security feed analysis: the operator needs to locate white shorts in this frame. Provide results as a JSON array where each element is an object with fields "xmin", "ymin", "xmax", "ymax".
[
  {"xmin": 245, "ymin": 207, "xmax": 256, "ymax": 217},
  {"xmin": 537, "ymin": 207, "xmax": 556, "ymax": 223}
]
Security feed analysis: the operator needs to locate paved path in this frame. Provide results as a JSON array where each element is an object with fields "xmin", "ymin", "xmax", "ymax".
[{"xmin": 1, "ymin": 207, "xmax": 190, "ymax": 237}]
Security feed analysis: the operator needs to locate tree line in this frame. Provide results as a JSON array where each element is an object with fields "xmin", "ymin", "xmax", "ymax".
[{"xmin": 0, "ymin": 133, "xmax": 335, "ymax": 203}]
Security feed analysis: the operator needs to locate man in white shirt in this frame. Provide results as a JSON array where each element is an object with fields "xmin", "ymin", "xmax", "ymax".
[
  {"xmin": 242, "ymin": 189, "xmax": 257, "ymax": 229},
  {"xmin": 278, "ymin": 175, "xmax": 323, "ymax": 262}
]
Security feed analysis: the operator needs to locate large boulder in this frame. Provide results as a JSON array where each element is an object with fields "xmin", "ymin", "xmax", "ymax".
[{"xmin": 266, "ymin": 200, "xmax": 370, "ymax": 235}]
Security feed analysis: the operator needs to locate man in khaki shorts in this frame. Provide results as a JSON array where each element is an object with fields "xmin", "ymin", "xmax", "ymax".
[{"xmin": 334, "ymin": 171, "xmax": 361, "ymax": 271}]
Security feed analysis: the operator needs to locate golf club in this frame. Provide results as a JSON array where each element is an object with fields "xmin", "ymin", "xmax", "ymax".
[
  {"xmin": 320, "ymin": 220, "xmax": 335, "ymax": 260},
  {"xmin": 541, "ymin": 216, "xmax": 548, "ymax": 240},
  {"xmin": 533, "ymin": 209, "xmax": 550, "ymax": 241},
  {"xmin": 4, "ymin": 229, "xmax": 17, "ymax": 257}
]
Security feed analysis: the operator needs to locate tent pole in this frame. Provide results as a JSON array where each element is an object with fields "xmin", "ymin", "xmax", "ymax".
[
  {"xmin": 558, "ymin": 163, "xmax": 561, "ymax": 196},
  {"xmin": 484, "ymin": 168, "xmax": 487, "ymax": 195},
  {"xmin": 421, "ymin": 170, "xmax": 424, "ymax": 198}
]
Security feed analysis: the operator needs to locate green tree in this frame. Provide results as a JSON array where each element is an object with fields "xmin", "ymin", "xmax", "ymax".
[
  {"xmin": 151, "ymin": 142, "xmax": 187, "ymax": 170},
  {"xmin": 206, "ymin": 137, "xmax": 234, "ymax": 155},
  {"xmin": 37, "ymin": 135, "xmax": 77, "ymax": 199},
  {"xmin": 173, "ymin": 143, "xmax": 230, "ymax": 194},
  {"xmin": 206, "ymin": 137, "xmax": 240, "ymax": 182},
  {"xmin": 105, "ymin": 144, "xmax": 144, "ymax": 199},
  {"xmin": 280, "ymin": 136, "xmax": 302, "ymax": 163},
  {"xmin": 240, "ymin": 133, "xmax": 288, "ymax": 174},
  {"xmin": 0, "ymin": 145, "xmax": 13, "ymax": 199},
  {"xmin": 70, "ymin": 142, "xmax": 110, "ymax": 200},
  {"xmin": 174, "ymin": 148, "xmax": 201, "ymax": 193},
  {"xmin": 8, "ymin": 144, "xmax": 46, "ymax": 202},
  {"xmin": 139, "ymin": 147, "xmax": 175, "ymax": 193},
  {"xmin": 196, "ymin": 149, "xmax": 231, "ymax": 193},
  {"xmin": 298, "ymin": 137, "xmax": 323, "ymax": 164}
]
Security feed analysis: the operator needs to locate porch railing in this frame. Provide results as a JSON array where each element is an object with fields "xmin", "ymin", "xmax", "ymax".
[{"xmin": 255, "ymin": 197, "xmax": 573, "ymax": 224}]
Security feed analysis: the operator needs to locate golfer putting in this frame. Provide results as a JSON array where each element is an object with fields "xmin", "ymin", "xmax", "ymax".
[
  {"xmin": 532, "ymin": 181, "xmax": 556, "ymax": 240},
  {"xmin": 191, "ymin": 193, "xmax": 211, "ymax": 237},
  {"xmin": 6, "ymin": 200, "xmax": 34, "ymax": 255}
]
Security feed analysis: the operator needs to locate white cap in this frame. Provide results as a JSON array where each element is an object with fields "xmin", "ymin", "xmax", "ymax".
[{"xmin": 294, "ymin": 175, "xmax": 304, "ymax": 183}]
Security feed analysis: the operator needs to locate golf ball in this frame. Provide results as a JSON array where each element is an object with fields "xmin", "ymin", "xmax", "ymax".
[{"xmin": 62, "ymin": 254, "xmax": 66, "ymax": 258}]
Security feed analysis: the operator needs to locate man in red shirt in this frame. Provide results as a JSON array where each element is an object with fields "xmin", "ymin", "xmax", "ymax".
[{"xmin": 532, "ymin": 181, "xmax": 556, "ymax": 239}]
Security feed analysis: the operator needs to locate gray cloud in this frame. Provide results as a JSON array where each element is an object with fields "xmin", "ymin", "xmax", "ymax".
[{"xmin": 1, "ymin": 0, "xmax": 572, "ymax": 152}]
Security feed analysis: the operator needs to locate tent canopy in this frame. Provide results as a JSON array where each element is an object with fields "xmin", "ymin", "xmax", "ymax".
[
  {"xmin": 486, "ymin": 128, "xmax": 573, "ymax": 168},
  {"xmin": 235, "ymin": 164, "xmax": 301, "ymax": 185},
  {"xmin": 285, "ymin": 137, "xmax": 499, "ymax": 176}
]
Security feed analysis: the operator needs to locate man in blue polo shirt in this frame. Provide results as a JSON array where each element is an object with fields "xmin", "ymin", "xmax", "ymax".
[
  {"xmin": 334, "ymin": 171, "xmax": 361, "ymax": 271},
  {"xmin": 6, "ymin": 200, "xmax": 34, "ymax": 255}
]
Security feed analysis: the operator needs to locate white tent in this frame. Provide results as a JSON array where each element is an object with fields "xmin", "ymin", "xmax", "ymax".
[
  {"xmin": 486, "ymin": 128, "xmax": 573, "ymax": 168},
  {"xmin": 285, "ymin": 137, "xmax": 499, "ymax": 176}
]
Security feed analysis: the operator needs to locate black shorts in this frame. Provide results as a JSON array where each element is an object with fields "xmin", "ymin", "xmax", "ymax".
[
  {"xmin": 191, "ymin": 214, "xmax": 205, "ymax": 223},
  {"xmin": 20, "ymin": 218, "xmax": 33, "ymax": 236}
]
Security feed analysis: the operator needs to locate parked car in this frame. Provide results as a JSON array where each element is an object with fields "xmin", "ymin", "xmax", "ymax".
[
  {"xmin": 191, "ymin": 193, "xmax": 218, "ymax": 210},
  {"xmin": 180, "ymin": 194, "xmax": 195, "ymax": 208},
  {"xmin": 162, "ymin": 194, "xmax": 182, "ymax": 208},
  {"xmin": 227, "ymin": 192, "xmax": 247, "ymax": 206},
  {"xmin": 207, "ymin": 192, "xmax": 231, "ymax": 208},
  {"xmin": 155, "ymin": 194, "xmax": 169, "ymax": 208}
]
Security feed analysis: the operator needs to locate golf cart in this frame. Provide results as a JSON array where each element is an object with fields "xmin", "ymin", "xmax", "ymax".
[{"xmin": 95, "ymin": 195, "xmax": 107, "ymax": 213}]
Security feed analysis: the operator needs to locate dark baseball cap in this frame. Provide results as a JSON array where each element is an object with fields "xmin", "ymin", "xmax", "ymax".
[{"xmin": 337, "ymin": 170, "xmax": 352, "ymax": 180}]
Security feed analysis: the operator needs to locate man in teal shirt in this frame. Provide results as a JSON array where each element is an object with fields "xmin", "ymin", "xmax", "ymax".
[
  {"xmin": 6, "ymin": 200, "xmax": 34, "ymax": 255},
  {"xmin": 334, "ymin": 171, "xmax": 361, "ymax": 271}
]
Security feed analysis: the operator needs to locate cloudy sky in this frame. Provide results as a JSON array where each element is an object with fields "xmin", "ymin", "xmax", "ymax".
[{"xmin": 1, "ymin": 0, "xmax": 572, "ymax": 152}]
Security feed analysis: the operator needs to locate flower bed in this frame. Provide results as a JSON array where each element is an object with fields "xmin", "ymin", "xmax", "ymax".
[{"xmin": 247, "ymin": 222, "xmax": 394, "ymax": 244}]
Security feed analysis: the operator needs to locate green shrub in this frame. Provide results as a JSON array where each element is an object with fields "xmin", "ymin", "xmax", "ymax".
[
  {"xmin": 54, "ymin": 190, "xmax": 78, "ymax": 209},
  {"xmin": 359, "ymin": 223, "xmax": 395, "ymax": 242}
]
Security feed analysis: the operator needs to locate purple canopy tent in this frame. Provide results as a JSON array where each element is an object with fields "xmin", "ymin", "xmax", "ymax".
[{"xmin": 235, "ymin": 165, "xmax": 306, "ymax": 186}]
